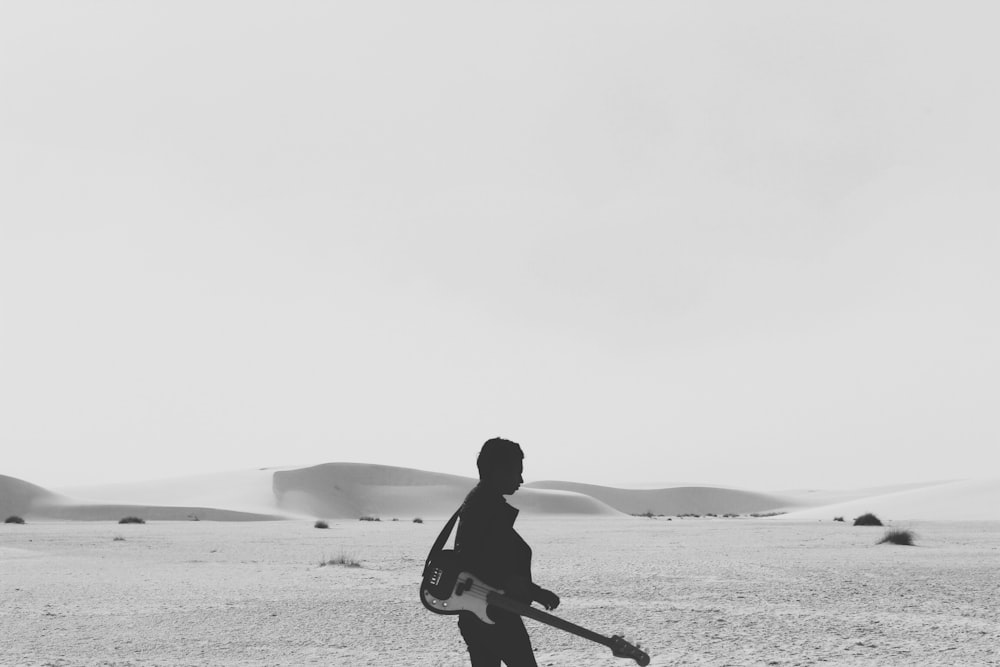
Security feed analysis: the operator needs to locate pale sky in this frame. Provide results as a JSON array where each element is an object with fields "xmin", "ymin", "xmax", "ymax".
[{"xmin": 2, "ymin": 2, "xmax": 998, "ymax": 491}]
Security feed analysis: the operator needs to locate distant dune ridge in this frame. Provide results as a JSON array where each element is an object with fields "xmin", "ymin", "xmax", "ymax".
[
  {"xmin": 1, "ymin": 464, "xmax": 998, "ymax": 522},
  {"xmin": 778, "ymin": 479, "xmax": 1000, "ymax": 522},
  {"xmin": 23, "ymin": 504, "xmax": 283, "ymax": 522},
  {"xmin": 55, "ymin": 468, "xmax": 288, "ymax": 520},
  {"xmin": 526, "ymin": 480, "xmax": 797, "ymax": 516},
  {"xmin": 1, "ymin": 471, "xmax": 282, "ymax": 521}
]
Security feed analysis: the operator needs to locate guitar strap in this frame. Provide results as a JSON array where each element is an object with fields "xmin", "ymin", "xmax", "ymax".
[
  {"xmin": 422, "ymin": 506, "xmax": 459, "ymax": 566},
  {"xmin": 423, "ymin": 507, "xmax": 461, "ymax": 573}
]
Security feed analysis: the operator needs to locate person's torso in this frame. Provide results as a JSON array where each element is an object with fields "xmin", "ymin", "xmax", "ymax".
[{"xmin": 455, "ymin": 484, "xmax": 533, "ymax": 589}]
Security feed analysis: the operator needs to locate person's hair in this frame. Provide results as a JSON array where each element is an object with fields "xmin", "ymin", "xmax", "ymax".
[{"xmin": 476, "ymin": 437, "xmax": 523, "ymax": 480}]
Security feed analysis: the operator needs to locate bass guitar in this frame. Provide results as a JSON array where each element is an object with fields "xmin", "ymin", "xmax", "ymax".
[{"xmin": 421, "ymin": 561, "xmax": 650, "ymax": 666}]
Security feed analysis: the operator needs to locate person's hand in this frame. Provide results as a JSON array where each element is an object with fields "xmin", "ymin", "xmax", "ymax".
[{"xmin": 534, "ymin": 587, "xmax": 560, "ymax": 611}]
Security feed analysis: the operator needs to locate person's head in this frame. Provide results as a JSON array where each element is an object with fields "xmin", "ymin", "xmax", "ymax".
[{"xmin": 477, "ymin": 437, "xmax": 524, "ymax": 495}]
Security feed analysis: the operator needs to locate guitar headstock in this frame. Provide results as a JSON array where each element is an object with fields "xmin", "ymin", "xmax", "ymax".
[{"xmin": 610, "ymin": 634, "xmax": 650, "ymax": 666}]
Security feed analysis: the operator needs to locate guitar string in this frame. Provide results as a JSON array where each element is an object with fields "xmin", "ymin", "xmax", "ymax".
[{"xmin": 448, "ymin": 580, "xmax": 543, "ymax": 612}]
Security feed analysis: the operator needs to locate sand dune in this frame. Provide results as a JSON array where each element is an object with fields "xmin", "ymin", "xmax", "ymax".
[
  {"xmin": 1, "ymin": 473, "xmax": 280, "ymax": 521},
  {"xmin": 272, "ymin": 463, "xmax": 619, "ymax": 519},
  {"xmin": 8, "ymin": 463, "xmax": 620, "ymax": 521},
  {"xmin": 775, "ymin": 480, "xmax": 954, "ymax": 507},
  {"xmin": 779, "ymin": 478, "xmax": 1000, "ymax": 522},
  {"xmin": 0, "ymin": 474, "xmax": 65, "ymax": 517},
  {"xmin": 526, "ymin": 480, "xmax": 797, "ymax": 515},
  {"xmin": 30, "ymin": 503, "xmax": 281, "ymax": 522},
  {"xmin": 5, "ymin": 465, "xmax": 998, "ymax": 522},
  {"xmin": 56, "ymin": 468, "xmax": 289, "ymax": 517}
]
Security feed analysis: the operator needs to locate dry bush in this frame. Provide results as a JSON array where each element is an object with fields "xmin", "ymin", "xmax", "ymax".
[
  {"xmin": 878, "ymin": 528, "xmax": 916, "ymax": 546},
  {"xmin": 118, "ymin": 516, "xmax": 145, "ymax": 524},
  {"xmin": 4, "ymin": 515, "xmax": 25, "ymax": 524},
  {"xmin": 314, "ymin": 520, "xmax": 329, "ymax": 529},
  {"xmin": 853, "ymin": 513, "xmax": 883, "ymax": 526},
  {"xmin": 320, "ymin": 551, "xmax": 361, "ymax": 568}
]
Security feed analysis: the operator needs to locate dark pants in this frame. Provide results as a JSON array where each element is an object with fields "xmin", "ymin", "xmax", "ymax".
[{"xmin": 458, "ymin": 612, "xmax": 538, "ymax": 667}]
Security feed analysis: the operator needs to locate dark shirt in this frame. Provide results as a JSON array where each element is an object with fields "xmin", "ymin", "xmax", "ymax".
[{"xmin": 455, "ymin": 482, "xmax": 537, "ymax": 605}]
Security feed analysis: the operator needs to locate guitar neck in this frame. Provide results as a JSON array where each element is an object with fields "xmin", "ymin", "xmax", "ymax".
[{"xmin": 485, "ymin": 592, "xmax": 613, "ymax": 649}]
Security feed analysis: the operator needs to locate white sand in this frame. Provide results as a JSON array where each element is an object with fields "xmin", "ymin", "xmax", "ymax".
[
  {"xmin": 2, "ymin": 517, "xmax": 997, "ymax": 665},
  {"xmin": 4, "ymin": 466, "xmax": 999, "ymax": 665}
]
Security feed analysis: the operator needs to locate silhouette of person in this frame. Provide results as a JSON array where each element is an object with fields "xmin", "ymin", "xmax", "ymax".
[{"xmin": 455, "ymin": 438, "xmax": 560, "ymax": 667}]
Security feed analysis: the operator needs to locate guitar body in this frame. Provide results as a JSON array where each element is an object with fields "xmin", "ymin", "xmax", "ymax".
[
  {"xmin": 421, "ymin": 549, "xmax": 498, "ymax": 622},
  {"xmin": 421, "ymin": 568, "xmax": 498, "ymax": 624}
]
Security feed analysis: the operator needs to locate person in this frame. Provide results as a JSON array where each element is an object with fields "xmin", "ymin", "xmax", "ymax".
[{"xmin": 455, "ymin": 437, "xmax": 561, "ymax": 667}]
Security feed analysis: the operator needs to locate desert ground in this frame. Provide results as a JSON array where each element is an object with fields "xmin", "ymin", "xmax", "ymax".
[{"xmin": 2, "ymin": 516, "xmax": 998, "ymax": 666}]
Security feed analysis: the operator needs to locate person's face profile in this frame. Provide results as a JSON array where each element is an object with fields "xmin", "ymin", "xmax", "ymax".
[{"xmin": 491, "ymin": 459, "xmax": 524, "ymax": 495}]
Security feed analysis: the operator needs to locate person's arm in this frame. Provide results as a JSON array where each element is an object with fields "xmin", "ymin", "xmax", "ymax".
[{"xmin": 496, "ymin": 576, "xmax": 560, "ymax": 609}]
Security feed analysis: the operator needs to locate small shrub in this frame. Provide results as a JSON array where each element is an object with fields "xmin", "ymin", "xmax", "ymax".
[
  {"xmin": 320, "ymin": 551, "xmax": 361, "ymax": 568},
  {"xmin": 706, "ymin": 513, "xmax": 718, "ymax": 518},
  {"xmin": 118, "ymin": 516, "xmax": 145, "ymax": 524},
  {"xmin": 413, "ymin": 517, "xmax": 423, "ymax": 524},
  {"xmin": 4, "ymin": 515, "xmax": 25, "ymax": 524},
  {"xmin": 723, "ymin": 513, "xmax": 739, "ymax": 518},
  {"xmin": 633, "ymin": 511, "xmax": 656, "ymax": 518},
  {"xmin": 314, "ymin": 520, "xmax": 329, "ymax": 529},
  {"xmin": 113, "ymin": 535, "xmax": 126, "ymax": 542},
  {"xmin": 853, "ymin": 513, "xmax": 883, "ymax": 526},
  {"xmin": 833, "ymin": 516, "xmax": 845, "ymax": 522},
  {"xmin": 749, "ymin": 511, "xmax": 787, "ymax": 518},
  {"xmin": 359, "ymin": 516, "xmax": 380, "ymax": 522},
  {"xmin": 878, "ymin": 529, "xmax": 915, "ymax": 546}
]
